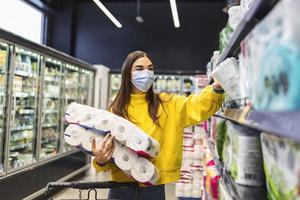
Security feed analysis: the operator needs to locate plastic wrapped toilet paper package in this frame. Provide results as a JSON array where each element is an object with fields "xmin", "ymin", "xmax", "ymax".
[
  {"xmin": 64, "ymin": 124, "xmax": 160, "ymax": 185},
  {"xmin": 240, "ymin": 0, "xmax": 300, "ymax": 111},
  {"xmin": 65, "ymin": 102, "xmax": 160, "ymax": 158},
  {"xmin": 260, "ymin": 133, "xmax": 300, "ymax": 200},
  {"xmin": 212, "ymin": 57, "xmax": 241, "ymax": 100}
]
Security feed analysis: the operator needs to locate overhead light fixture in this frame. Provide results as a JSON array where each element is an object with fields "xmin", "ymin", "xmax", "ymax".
[
  {"xmin": 93, "ymin": 0, "xmax": 122, "ymax": 28},
  {"xmin": 169, "ymin": 0, "xmax": 180, "ymax": 28}
]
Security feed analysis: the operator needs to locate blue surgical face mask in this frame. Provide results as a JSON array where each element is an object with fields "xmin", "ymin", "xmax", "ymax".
[{"xmin": 131, "ymin": 69, "xmax": 154, "ymax": 92}]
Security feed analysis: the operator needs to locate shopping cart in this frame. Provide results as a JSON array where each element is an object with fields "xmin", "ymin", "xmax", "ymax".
[{"xmin": 44, "ymin": 181, "xmax": 139, "ymax": 200}]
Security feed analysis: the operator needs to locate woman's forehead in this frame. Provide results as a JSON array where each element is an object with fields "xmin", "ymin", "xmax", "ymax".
[{"xmin": 132, "ymin": 57, "xmax": 152, "ymax": 67}]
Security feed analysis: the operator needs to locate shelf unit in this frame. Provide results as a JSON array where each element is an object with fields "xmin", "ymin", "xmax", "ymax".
[
  {"xmin": 206, "ymin": 0, "xmax": 283, "ymax": 199},
  {"xmin": 215, "ymin": 107, "xmax": 300, "ymax": 143}
]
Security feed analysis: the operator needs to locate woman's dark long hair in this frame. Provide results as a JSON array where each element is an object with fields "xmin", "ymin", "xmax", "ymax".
[{"xmin": 109, "ymin": 51, "xmax": 163, "ymax": 126}]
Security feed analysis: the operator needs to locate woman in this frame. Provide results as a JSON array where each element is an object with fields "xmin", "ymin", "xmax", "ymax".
[{"xmin": 92, "ymin": 51, "xmax": 224, "ymax": 199}]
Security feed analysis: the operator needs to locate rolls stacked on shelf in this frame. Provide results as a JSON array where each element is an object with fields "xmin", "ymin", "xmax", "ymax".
[
  {"xmin": 176, "ymin": 125, "xmax": 206, "ymax": 199},
  {"xmin": 64, "ymin": 124, "xmax": 159, "ymax": 185},
  {"xmin": 65, "ymin": 102, "xmax": 160, "ymax": 158}
]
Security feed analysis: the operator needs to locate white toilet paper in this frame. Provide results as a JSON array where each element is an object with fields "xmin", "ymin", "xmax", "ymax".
[
  {"xmin": 64, "ymin": 125, "xmax": 86, "ymax": 147},
  {"xmin": 114, "ymin": 146, "xmax": 138, "ymax": 171},
  {"xmin": 94, "ymin": 113, "xmax": 116, "ymax": 132},
  {"xmin": 126, "ymin": 132, "xmax": 160, "ymax": 158},
  {"xmin": 184, "ymin": 183, "xmax": 193, "ymax": 197},
  {"xmin": 131, "ymin": 157, "xmax": 158, "ymax": 185},
  {"xmin": 175, "ymin": 182, "xmax": 185, "ymax": 197},
  {"xmin": 65, "ymin": 102, "xmax": 160, "ymax": 158}
]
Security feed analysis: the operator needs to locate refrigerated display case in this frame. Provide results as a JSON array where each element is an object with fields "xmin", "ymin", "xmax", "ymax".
[
  {"xmin": 8, "ymin": 46, "xmax": 40, "ymax": 171},
  {"xmin": 62, "ymin": 63, "xmax": 80, "ymax": 152},
  {"xmin": 182, "ymin": 76, "xmax": 195, "ymax": 96},
  {"xmin": 154, "ymin": 75, "xmax": 181, "ymax": 94},
  {"xmin": 109, "ymin": 73, "xmax": 121, "ymax": 105},
  {"xmin": 0, "ymin": 40, "xmax": 10, "ymax": 174},
  {"xmin": 62, "ymin": 65, "xmax": 94, "ymax": 152},
  {"xmin": 39, "ymin": 57, "xmax": 62, "ymax": 160},
  {"xmin": 78, "ymin": 68, "xmax": 94, "ymax": 106},
  {"xmin": 0, "ymin": 28, "xmax": 95, "ymax": 200}
]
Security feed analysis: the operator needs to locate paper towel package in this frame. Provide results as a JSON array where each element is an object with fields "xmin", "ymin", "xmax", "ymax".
[
  {"xmin": 65, "ymin": 102, "xmax": 160, "ymax": 158},
  {"xmin": 64, "ymin": 124, "xmax": 159, "ymax": 185}
]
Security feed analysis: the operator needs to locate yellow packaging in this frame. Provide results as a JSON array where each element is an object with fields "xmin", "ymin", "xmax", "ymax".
[{"xmin": 0, "ymin": 50, "xmax": 7, "ymax": 69}]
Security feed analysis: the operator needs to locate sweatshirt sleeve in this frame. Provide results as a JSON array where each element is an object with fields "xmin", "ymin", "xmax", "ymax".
[
  {"xmin": 92, "ymin": 158, "xmax": 117, "ymax": 172},
  {"xmin": 173, "ymin": 85, "xmax": 224, "ymax": 128}
]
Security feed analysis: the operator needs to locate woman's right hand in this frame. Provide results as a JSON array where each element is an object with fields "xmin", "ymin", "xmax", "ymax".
[{"xmin": 92, "ymin": 133, "xmax": 115, "ymax": 165}]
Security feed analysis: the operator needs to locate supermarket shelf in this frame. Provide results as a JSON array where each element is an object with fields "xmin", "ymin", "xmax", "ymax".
[
  {"xmin": 218, "ymin": 0, "xmax": 278, "ymax": 64},
  {"xmin": 17, "ymin": 109, "xmax": 35, "ymax": 115},
  {"xmin": 44, "ymin": 76, "xmax": 59, "ymax": 82},
  {"xmin": 44, "ymin": 94, "xmax": 60, "ymax": 99},
  {"xmin": 13, "ymin": 92, "xmax": 35, "ymax": 98},
  {"xmin": 14, "ymin": 70, "xmax": 37, "ymax": 78},
  {"xmin": 11, "ymin": 125, "xmax": 33, "ymax": 131},
  {"xmin": 215, "ymin": 107, "xmax": 300, "ymax": 142},
  {"xmin": 44, "ymin": 109, "xmax": 59, "ymax": 114},
  {"xmin": 41, "ymin": 138, "xmax": 57, "ymax": 144},
  {"xmin": 42, "ymin": 124, "xmax": 58, "ymax": 128},
  {"xmin": 10, "ymin": 143, "xmax": 30, "ymax": 151}
]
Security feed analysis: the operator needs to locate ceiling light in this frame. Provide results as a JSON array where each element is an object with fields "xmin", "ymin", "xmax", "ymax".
[
  {"xmin": 93, "ymin": 0, "xmax": 122, "ymax": 28},
  {"xmin": 169, "ymin": 0, "xmax": 180, "ymax": 28}
]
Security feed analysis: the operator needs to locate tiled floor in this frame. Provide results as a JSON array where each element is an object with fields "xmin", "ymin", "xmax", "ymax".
[{"xmin": 52, "ymin": 169, "xmax": 176, "ymax": 200}]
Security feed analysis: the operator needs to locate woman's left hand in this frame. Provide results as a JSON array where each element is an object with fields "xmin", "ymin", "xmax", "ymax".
[{"xmin": 212, "ymin": 82, "xmax": 224, "ymax": 93}]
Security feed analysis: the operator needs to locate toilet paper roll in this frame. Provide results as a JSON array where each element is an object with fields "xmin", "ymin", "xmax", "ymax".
[
  {"xmin": 184, "ymin": 183, "xmax": 193, "ymax": 197},
  {"xmin": 114, "ymin": 146, "xmax": 138, "ymax": 171},
  {"xmin": 131, "ymin": 157, "xmax": 158, "ymax": 185},
  {"xmin": 175, "ymin": 182, "xmax": 185, "ymax": 197},
  {"xmin": 194, "ymin": 151, "xmax": 204, "ymax": 160},
  {"xmin": 64, "ymin": 125, "xmax": 86, "ymax": 146},
  {"xmin": 111, "ymin": 121, "xmax": 130, "ymax": 142},
  {"xmin": 94, "ymin": 113, "xmax": 116, "ymax": 132},
  {"xmin": 183, "ymin": 138, "xmax": 194, "ymax": 146},
  {"xmin": 80, "ymin": 131, "xmax": 96, "ymax": 151},
  {"xmin": 112, "ymin": 141, "xmax": 122, "ymax": 158},
  {"xmin": 192, "ymin": 190, "xmax": 202, "ymax": 198},
  {"xmin": 126, "ymin": 131, "xmax": 160, "ymax": 158},
  {"xmin": 193, "ymin": 159, "xmax": 202, "ymax": 166}
]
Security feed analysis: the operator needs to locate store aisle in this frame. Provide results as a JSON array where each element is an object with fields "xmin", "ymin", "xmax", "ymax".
[{"xmin": 52, "ymin": 169, "xmax": 176, "ymax": 200}]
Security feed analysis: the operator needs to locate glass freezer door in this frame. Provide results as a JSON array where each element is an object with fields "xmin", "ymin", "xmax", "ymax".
[
  {"xmin": 39, "ymin": 57, "xmax": 62, "ymax": 160},
  {"xmin": 109, "ymin": 74, "xmax": 121, "ymax": 105},
  {"xmin": 0, "ymin": 41, "xmax": 10, "ymax": 173},
  {"xmin": 62, "ymin": 63, "xmax": 80, "ymax": 152},
  {"xmin": 8, "ymin": 46, "xmax": 40, "ymax": 170},
  {"xmin": 78, "ymin": 69, "xmax": 94, "ymax": 106}
]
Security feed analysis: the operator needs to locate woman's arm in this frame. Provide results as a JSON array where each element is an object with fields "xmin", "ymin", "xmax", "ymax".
[{"xmin": 173, "ymin": 84, "xmax": 224, "ymax": 128}]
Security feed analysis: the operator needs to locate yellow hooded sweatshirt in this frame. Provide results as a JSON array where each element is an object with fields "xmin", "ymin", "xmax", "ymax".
[{"xmin": 93, "ymin": 85, "xmax": 224, "ymax": 185}]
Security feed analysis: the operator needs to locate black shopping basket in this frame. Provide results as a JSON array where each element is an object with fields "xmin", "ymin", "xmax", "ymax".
[{"xmin": 44, "ymin": 181, "xmax": 139, "ymax": 200}]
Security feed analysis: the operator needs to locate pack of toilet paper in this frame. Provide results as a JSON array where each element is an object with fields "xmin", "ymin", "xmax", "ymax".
[
  {"xmin": 64, "ymin": 124, "xmax": 159, "ymax": 185},
  {"xmin": 64, "ymin": 102, "xmax": 160, "ymax": 158}
]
